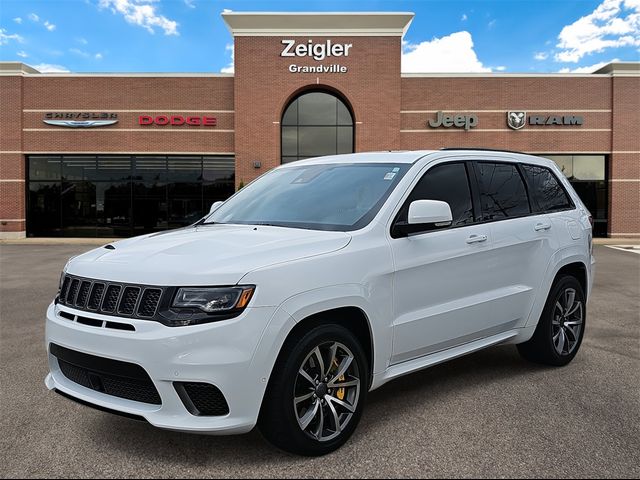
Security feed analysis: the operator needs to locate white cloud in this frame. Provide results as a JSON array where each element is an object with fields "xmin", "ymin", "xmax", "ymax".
[
  {"xmin": 98, "ymin": 0, "xmax": 179, "ymax": 35},
  {"xmin": 44, "ymin": 20, "xmax": 56, "ymax": 31},
  {"xmin": 17, "ymin": 50, "xmax": 28, "ymax": 58},
  {"xmin": 220, "ymin": 43, "xmax": 234, "ymax": 73},
  {"xmin": 76, "ymin": 37, "xmax": 88, "ymax": 45},
  {"xmin": 488, "ymin": 19, "xmax": 497, "ymax": 29},
  {"xmin": 402, "ymin": 31, "xmax": 491, "ymax": 73},
  {"xmin": 555, "ymin": 0, "xmax": 640, "ymax": 62},
  {"xmin": 13, "ymin": 17, "xmax": 23, "ymax": 24},
  {"xmin": 534, "ymin": 51, "xmax": 549, "ymax": 60},
  {"xmin": 184, "ymin": 0, "xmax": 196, "ymax": 8},
  {"xmin": 495, "ymin": 65, "xmax": 507, "ymax": 71},
  {"xmin": 28, "ymin": 13, "xmax": 40, "ymax": 22},
  {"xmin": 461, "ymin": 14, "xmax": 468, "ymax": 21},
  {"xmin": 0, "ymin": 28, "xmax": 24, "ymax": 45},
  {"xmin": 559, "ymin": 58, "xmax": 620, "ymax": 72},
  {"xmin": 32, "ymin": 63, "xmax": 70, "ymax": 73},
  {"xmin": 95, "ymin": 53, "xmax": 103, "ymax": 60}
]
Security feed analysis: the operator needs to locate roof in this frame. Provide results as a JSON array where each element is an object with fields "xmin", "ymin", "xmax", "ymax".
[
  {"xmin": 280, "ymin": 151, "xmax": 436, "ymax": 166},
  {"xmin": 221, "ymin": 11, "xmax": 415, "ymax": 37}
]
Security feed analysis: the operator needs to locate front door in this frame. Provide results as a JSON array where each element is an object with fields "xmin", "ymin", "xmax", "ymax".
[{"xmin": 390, "ymin": 161, "xmax": 500, "ymax": 365}]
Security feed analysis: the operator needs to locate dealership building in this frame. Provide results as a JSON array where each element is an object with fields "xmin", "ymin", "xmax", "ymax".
[{"xmin": 1, "ymin": 12, "xmax": 638, "ymax": 239}]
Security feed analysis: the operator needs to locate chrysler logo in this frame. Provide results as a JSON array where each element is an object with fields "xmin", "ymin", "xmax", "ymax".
[
  {"xmin": 507, "ymin": 111, "xmax": 526, "ymax": 130},
  {"xmin": 43, "ymin": 112, "xmax": 118, "ymax": 128}
]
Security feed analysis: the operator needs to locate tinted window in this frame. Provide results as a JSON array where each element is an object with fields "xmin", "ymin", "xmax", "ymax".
[
  {"xmin": 521, "ymin": 164, "xmax": 573, "ymax": 212},
  {"xmin": 475, "ymin": 162, "xmax": 530, "ymax": 220},
  {"xmin": 398, "ymin": 163, "xmax": 475, "ymax": 227}
]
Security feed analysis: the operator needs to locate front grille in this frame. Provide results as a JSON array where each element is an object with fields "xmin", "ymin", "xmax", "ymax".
[
  {"xmin": 174, "ymin": 382, "xmax": 230, "ymax": 416},
  {"xmin": 58, "ymin": 274, "xmax": 164, "ymax": 321},
  {"xmin": 51, "ymin": 343, "xmax": 161, "ymax": 405}
]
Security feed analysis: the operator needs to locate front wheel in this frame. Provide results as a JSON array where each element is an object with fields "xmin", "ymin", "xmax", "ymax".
[
  {"xmin": 518, "ymin": 274, "xmax": 586, "ymax": 366},
  {"xmin": 258, "ymin": 324, "xmax": 368, "ymax": 456}
]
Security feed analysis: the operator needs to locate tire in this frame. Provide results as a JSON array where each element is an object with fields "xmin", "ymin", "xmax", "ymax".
[
  {"xmin": 258, "ymin": 324, "xmax": 369, "ymax": 456},
  {"xmin": 517, "ymin": 274, "xmax": 586, "ymax": 366}
]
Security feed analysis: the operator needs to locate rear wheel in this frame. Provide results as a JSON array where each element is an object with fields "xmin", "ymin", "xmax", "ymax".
[
  {"xmin": 518, "ymin": 275, "xmax": 586, "ymax": 366},
  {"xmin": 258, "ymin": 324, "xmax": 368, "ymax": 456}
]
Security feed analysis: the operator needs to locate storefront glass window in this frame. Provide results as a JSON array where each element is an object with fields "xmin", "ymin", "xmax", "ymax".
[
  {"xmin": 281, "ymin": 91, "xmax": 354, "ymax": 163},
  {"xmin": 27, "ymin": 155, "xmax": 234, "ymax": 237},
  {"xmin": 542, "ymin": 154, "xmax": 608, "ymax": 237}
]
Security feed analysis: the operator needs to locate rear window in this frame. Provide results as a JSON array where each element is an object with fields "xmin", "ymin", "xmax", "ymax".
[
  {"xmin": 474, "ymin": 162, "xmax": 530, "ymax": 221},
  {"xmin": 521, "ymin": 164, "xmax": 574, "ymax": 213}
]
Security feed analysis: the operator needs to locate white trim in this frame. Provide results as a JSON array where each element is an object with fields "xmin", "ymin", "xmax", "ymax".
[
  {"xmin": 401, "ymin": 109, "xmax": 612, "ymax": 113},
  {"xmin": 23, "ymin": 128, "xmax": 234, "ymax": 133},
  {"xmin": 0, "ymin": 151, "xmax": 22, "ymax": 154},
  {"xmin": 0, "ymin": 231, "xmax": 27, "ymax": 240},
  {"xmin": 3, "ymin": 72, "xmax": 234, "ymax": 78},
  {"xmin": 610, "ymin": 233, "xmax": 640, "ymax": 236},
  {"xmin": 222, "ymin": 12, "xmax": 414, "ymax": 38},
  {"xmin": 400, "ymin": 128, "xmax": 612, "ymax": 133},
  {"xmin": 24, "ymin": 109, "xmax": 235, "ymax": 113},
  {"xmin": 23, "ymin": 151, "xmax": 235, "ymax": 155},
  {"xmin": 0, "ymin": 179, "xmax": 25, "ymax": 183},
  {"xmin": 0, "ymin": 219, "xmax": 26, "ymax": 222},
  {"xmin": 610, "ymin": 179, "xmax": 640, "ymax": 182},
  {"xmin": 612, "ymin": 151, "xmax": 640, "ymax": 154},
  {"xmin": 402, "ymin": 73, "xmax": 614, "ymax": 78}
]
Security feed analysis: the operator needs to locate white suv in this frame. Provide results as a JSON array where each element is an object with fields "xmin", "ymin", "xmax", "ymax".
[{"xmin": 45, "ymin": 150, "xmax": 594, "ymax": 456}]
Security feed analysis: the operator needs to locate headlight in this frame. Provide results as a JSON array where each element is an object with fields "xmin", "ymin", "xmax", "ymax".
[{"xmin": 172, "ymin": 286, "xmax": 255, "ymax": 313}]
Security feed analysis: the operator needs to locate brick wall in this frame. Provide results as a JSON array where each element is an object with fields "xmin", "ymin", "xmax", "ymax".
[
  {"xmin": 1, "ymin": 63, "xmax": 638, "ymax": 237},
  {"xmin": 233, "ymin": 36, "xmax": 402, "ymax": 187},
  {"xmin": 610, "ymin": 76, "xmax": 640, "ymax": 237},
  {"xmin": 0, "ymin": 76, "xmax": 25, "ymax": 235}
]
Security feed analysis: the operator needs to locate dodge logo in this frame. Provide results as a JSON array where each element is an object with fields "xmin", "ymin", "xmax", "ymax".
[{"xmin": 507, "ymin": 111, "xmax": 526, "ymax": 130}]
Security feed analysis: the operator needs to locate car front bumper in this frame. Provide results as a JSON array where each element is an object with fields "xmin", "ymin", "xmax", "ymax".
[{"xmin": 44, "ymin": 301, "xmax": 288, "ymax": 435}]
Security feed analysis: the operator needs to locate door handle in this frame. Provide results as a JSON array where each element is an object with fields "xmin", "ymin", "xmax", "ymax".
[
  {"xmin": 534, "ymin": 222, "xmax": 552, "ymax": 232},
  {"xmin": 466, "ymin": 234, "xmax": 488, "ymax": 244}
]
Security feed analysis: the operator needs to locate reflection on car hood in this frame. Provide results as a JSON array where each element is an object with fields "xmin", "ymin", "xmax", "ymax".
[{"xmin": 66, "ymin": 224, "xmax": 352, "ymax": 286}]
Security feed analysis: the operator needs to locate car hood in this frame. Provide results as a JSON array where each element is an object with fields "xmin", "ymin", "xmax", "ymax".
[{"xmin": 66, "ymin": 225, "xmax": 351, "ymax": 286}]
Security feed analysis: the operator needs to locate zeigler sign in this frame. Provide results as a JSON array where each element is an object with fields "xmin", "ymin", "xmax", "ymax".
[{"xmin": 282, "ymin": 39, "xmax": 351, "ymax": 73}]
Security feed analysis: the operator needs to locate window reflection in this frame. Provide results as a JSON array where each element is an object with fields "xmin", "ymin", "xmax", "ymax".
[{"xmin": 28, "ymin": 155, "xmax": 234, "ymax": 237}]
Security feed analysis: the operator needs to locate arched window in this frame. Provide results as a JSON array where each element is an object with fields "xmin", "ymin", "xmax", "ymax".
[{"xmin": 281, "ymin": 91, "xmax": 354, "ymax": 163}]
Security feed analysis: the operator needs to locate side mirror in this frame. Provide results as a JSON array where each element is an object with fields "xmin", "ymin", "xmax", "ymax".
[
  {"xmin": 209, "ymin": 201, "xmax": 223, "ymax": 215},
  {"xmin": 393, "ymin": 200, "xmax": 453, "ymax": 237},
  {"xmin": 408, "ymin": 200, "xmax": 453, "ymax": 226}
]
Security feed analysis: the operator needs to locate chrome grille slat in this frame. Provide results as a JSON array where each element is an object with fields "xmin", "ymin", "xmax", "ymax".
[{"xmin": 60, "ymin": 274, "xmax": 164, "ymax": 321}]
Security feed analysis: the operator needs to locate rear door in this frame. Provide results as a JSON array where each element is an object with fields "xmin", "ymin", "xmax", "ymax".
[{"xmin": 472, "ymin": 160, "xmax": 555, "ymax": 330}]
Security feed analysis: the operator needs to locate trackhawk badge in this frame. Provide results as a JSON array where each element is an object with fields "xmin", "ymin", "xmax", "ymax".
[
  {"xmin": 43, "ymin": 112, "xmax": 118, "ymax": 128},
  {"xmin": 507, "ymin": 111, "xmax": 526, "ymax": 130}
]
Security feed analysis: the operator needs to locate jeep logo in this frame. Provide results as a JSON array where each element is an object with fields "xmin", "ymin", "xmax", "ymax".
[{"xmin": 428, "ymin": 111, "xmax": 478, "ymax": 131}]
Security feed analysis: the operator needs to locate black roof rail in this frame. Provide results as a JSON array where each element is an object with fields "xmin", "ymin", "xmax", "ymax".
[{"xmin": 440, "ymin": 147, "xmax": 530, "ymax": 155}]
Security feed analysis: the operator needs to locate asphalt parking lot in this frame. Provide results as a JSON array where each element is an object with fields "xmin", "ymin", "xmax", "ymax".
[{"xmin": 1, "ymin": 244, "xmax": 638, "ymax": 478}]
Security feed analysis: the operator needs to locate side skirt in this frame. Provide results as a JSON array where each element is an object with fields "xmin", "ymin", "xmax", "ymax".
[{"xmin": 370, "ymin": 329, "xmax": 520, "ymax": 390}]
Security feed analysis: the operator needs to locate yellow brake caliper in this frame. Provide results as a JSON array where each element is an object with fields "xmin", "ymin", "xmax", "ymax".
[{"xmin": 333, "ymin": 359, "xmax": 346, "ymax": 400}]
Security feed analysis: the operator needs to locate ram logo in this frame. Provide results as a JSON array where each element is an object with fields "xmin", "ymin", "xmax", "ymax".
[{"xmin": 507, "ymin": 111, "xmax": 527, "ymax": 130}]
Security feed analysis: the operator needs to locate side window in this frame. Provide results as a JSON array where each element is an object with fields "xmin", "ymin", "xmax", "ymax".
[
  {"xmin": 397, "ymin": 162, "xmax": 475, "ymax": 227},
  {"xmin": 521, "ymin": 164, "xmax": 573, "ymax": 213},
  {"xmin": 475, "ymin": 162, "xmax": 530, "ymax": 221}
]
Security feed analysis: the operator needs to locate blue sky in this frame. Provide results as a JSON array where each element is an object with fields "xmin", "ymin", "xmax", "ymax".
[{"xmin": 0, "ymin": 0, "xmax": 638, "ymax": 73}]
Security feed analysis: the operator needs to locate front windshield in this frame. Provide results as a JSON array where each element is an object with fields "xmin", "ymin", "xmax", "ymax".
[{"xmin": 203, "ymin": 163, "xmax": 410, "ymax": 231}]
